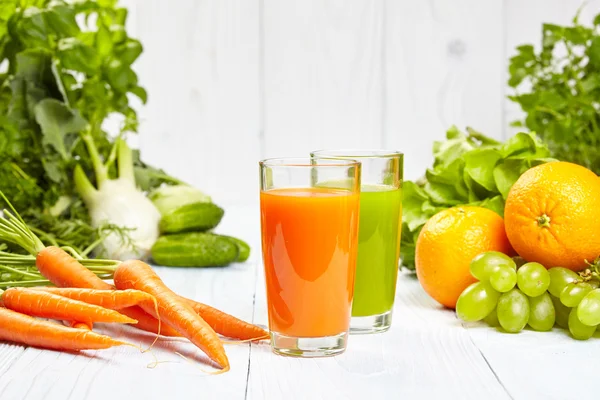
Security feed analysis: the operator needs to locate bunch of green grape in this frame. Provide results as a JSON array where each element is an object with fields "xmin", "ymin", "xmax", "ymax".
[{"xmin": 455, "ymin": 251, "xmax": 600, "ymax": 340}]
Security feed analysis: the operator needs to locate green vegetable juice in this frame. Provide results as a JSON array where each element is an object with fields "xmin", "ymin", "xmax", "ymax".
[{"xmin": 352, "ymin": 184, "xmax": 402, "ymax": 317}]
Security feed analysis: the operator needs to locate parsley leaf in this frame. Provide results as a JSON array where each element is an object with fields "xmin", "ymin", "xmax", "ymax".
[{"xmin": 508, "ymin": 9, "xmax": 600, "ymax": 173}]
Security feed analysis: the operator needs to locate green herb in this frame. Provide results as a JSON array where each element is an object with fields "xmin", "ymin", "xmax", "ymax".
[
  {"xmin": 508, "ymin": 8, "xmax": 600, "ymax": 173},
  {"xmin": 0, "ymin": 0, "xmax": 178, "ymax": 252},
  {"xmin": 401, "ymin": 126, "xmax": 554, "ymax": 270}
]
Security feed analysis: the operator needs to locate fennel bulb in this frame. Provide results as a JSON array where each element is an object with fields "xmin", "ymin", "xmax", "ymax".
[{"xmin": 75, "ymin": 136, "xmax": 161, "ymax": 260}]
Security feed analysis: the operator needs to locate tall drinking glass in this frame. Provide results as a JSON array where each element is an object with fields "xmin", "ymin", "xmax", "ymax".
[
  {"xmin": 259, "ymin": 157, "xmax": 361, "ymax": 357},
  {"xmin": 310, "ymin": 150, "xmax": 403, "ymax": 334}
]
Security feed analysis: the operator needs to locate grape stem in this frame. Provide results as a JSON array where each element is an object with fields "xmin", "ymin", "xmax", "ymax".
[{"xmin": 580, "ymin": 262, "xmax": 600, "ymax": 285}]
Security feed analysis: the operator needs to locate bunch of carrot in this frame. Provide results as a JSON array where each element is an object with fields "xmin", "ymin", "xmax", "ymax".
[{"xmin": 0, "ymin": 198, "xmax": 268, "ymax": 372}]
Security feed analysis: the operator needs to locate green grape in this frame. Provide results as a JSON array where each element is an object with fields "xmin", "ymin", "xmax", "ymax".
[
  {"xmin": 568, "ymin": 308, "xmax": 597, "ymax": 340},
  {"xmin": 497, "ymin": 288, "xmax": 530, "ymax": 333},
  {"xmin": 550, "ymin": 294, "xmax": 571, "ymax": 329},
  {"xmin": 548, "ymin": 267, "xmax": 579, "ymax": 298},
  {"xmin": 559, "ymin": 282, "xmax": 593, "ymax": 307},
  {"xmin": 483, "ymin": 307, "xmax": 499, "ymax": 327},
  {"xmin": 516, "ymin": 262, "xmax": 550, "ymax": 297},
  {"xmin": 577, "ymin": 289, "xmax": 600, "ymax": 326},
  {"xmin": 489, "ymin": 266, "xmax": 517, "ymax": 292},
  {"xmin": 469, "ymin": 252, "xmax": 516, "ymax": 281},
  {"xmin": 456, "ymin": 281, "xmax": 500, "ymax": 322},
  {"xmin": 527, "ymin": 292, "xmax": 555, "ymax": 332}
]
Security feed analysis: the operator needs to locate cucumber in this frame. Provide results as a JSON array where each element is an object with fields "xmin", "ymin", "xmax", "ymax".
[
  {"xmin": 219, "ymin": 235, "xmax": 251, "ymax": 262},
  {"xmin": 151, "ymin": 232, "xmax": 239, "ymax": 267},
  {"xmin": 159, "ymin": 202, "xmax": 224, "ymax": 233}
]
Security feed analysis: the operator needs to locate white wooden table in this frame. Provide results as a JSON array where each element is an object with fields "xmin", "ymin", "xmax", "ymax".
[{"xmin": 0, "ymin": 205, "xmax": 595, "ymax": 400}]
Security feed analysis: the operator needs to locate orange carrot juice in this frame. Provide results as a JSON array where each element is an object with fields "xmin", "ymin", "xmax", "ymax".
[{"xmin": 260, "ymin": 187, "xmax": 360, "ymax": 338}]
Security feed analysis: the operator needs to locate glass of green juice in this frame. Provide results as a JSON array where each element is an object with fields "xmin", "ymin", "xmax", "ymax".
[{"xmin": 310, "ymin": 149, "xmax": 403, "ymax": 334}]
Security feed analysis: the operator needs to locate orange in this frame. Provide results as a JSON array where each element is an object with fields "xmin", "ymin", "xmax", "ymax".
[
  {"xmin": 415, "ymin": 206, "xmax": 513, "ymax": 309},
  {"xmin": 504, "ymin": 161, "xmax": 600, "ymax": 272}
]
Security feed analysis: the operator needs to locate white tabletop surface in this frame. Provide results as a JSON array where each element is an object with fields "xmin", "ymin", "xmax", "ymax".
[{"xmin": 0, "ymin": 205, "xmax": 595, "ymax": 400}]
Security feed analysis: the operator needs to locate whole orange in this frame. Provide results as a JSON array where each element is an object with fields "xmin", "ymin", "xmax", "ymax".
[
  {"xmin": 504, "ymin": 161, "xmax": 600, "ymax": 271},
  {"xmin": 415, "ymin": 206, "xmax": 513, "ymax": 309}
]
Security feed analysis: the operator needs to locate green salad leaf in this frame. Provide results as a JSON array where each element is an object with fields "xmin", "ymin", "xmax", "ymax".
[{"xmin": 401, "ymin": 126, "xmax": 555, "ymax": 270}]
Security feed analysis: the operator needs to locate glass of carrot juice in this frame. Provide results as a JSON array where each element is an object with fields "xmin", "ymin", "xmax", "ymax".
[
  {"xmin": 259, "ymin": 157, "xmax": 361, "ymax": 357},
  {"xmin": 310, "ymin": 150, "xmax": 403, "ymax": 334}
]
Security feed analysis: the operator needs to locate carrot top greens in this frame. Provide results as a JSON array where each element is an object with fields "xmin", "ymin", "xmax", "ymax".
[{"xmin": 0, "ymin": 192, "xmax": 118, "ymax": 289}]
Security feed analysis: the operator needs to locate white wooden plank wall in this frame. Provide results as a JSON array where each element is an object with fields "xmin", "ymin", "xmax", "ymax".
[
  {"xmin": 119, "ymin": 0, "xmax": 597, "ymax": 204},
  {"xmin": 385, "ymin": 0, "xmax": 505, "ymax": 179},
  {"xmin": 122, "ymin": 0, "xmax": 261, "ymax": 205},
  {"xmin": 262, "ymin": 0, "xmax": 384, "ymax": 158}
]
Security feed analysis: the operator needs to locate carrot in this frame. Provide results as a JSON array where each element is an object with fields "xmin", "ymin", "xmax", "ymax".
[
  {"xmin": 178, "ymin": 296, "xmax": 269, "ymax": 341},
  {"xmin": 2, "ymin": 209, "xmax": 262, "ymax": 347},
  {"xmin": 34, "ymin": 246, "xmax": 180, "ymax": 336},
  {"xmin": 2, "ymin": 288, "xmax": 137, "ymax": 325},
  {"xmin": 26, "ymin": 288, "xmax": 182, "ymax": 337},
  {"xmin": 113, "ymin": 260, "xmax": 229, "ymax": 370},
  {"xmin": 29, "ymin": 288, "xmax": 156, "ymax": 310},
  {"xmin": 33, "ymin": 288, "xmax": 269, "ymax": 340},
  {"xmin": 116, "ymin": 306, "xmax": 181, "ymax": 337},
  {"xmin": 0, "ymin": 307, "xmax": 126, "ymax": 351},
  {"xmin": 36, "ymin": 246, "xmax": 114, "ymax": 290},
  {"xmin": 64, "ymin": 320, "xmax": 92, "ymax": 330}
]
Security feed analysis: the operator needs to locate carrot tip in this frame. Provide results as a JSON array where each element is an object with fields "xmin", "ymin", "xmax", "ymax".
[
  {"xmin": 142, "ymin": 352, "xmax": 229, "ymax": 374},
  {"xmin": 173, "ymin": 351, "xmax": 230, "ymax": 375},
  {"xmin": 120, "ymin": 341, "xmax": 146, "ymax": 352},
  {"xmin": 221, "ymin": 334, "xmax": 271, "ymax": 345}
]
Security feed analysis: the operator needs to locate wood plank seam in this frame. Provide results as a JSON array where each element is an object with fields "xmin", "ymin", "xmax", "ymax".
[
  {"xmin": 245, "ymin": 259, "xmax": 261, "ymax": 400},
  {"xmin": 0, "ymin": 346, "xmax": 25, "ymax": 380},
  {"xmin": 465, "ymin": 331, "xmax": 514, "ymax": 400},
  {"xmin": 500, "ymin": 0, "xmax": 508, "ymax": 140},
  {"xmin": 66, "ymin": 352, "xmax": 97, "ymax": 400},
  {"xmin": 380, "ymin": 0, "xmax": 387, "ymax": 149},
  {"xmin": 0, "ymin": 346, "xmax": 44, "ymax": 393},
  {"xmin": 258, "ymin": 0, "xmax": 266, "ymax": 160}
]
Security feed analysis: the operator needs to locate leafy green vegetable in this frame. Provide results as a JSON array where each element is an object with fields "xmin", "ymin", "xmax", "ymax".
[
  {"xmin": 34, "ymin": 98, "xmax": 87, "ymax": 159},
  {"xmin": 508, "ymin": 9, "xmax": 600, "ymax": 173},
  {"xmin": 0, "ymin": 0, "xmax": 181, "ymax": 253},
  {"xmin": 401, "ymin": 126, "xmax": 554, "ymax": 270}
]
